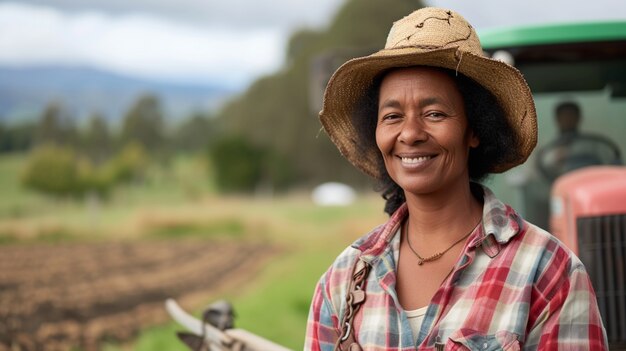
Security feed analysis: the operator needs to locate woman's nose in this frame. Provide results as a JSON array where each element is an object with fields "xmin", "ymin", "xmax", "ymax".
[{"xmin": 398, "ymin": 117, "xmax": 428, "ymax": 144}]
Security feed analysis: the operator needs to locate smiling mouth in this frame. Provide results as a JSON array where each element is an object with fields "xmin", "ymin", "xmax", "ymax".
[{"xmin": 400, "ymin": 156, "xmax": 433, "ymax": 164}]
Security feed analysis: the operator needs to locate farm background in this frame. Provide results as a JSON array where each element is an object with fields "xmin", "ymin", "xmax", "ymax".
[
  {"xmin": 0, "ymin": 152, "xmax": 386, "ymax": 350},
  {"xmin": 0, "ymin": 155, "xmax": 382, "ymax": 350},
  {"xmin": 2, "ymin": 0, "xmax": 412, "ymax": 348},
  {"xmin": 2, "ymin": 0, "xmax": 624, "ymax": 349}
]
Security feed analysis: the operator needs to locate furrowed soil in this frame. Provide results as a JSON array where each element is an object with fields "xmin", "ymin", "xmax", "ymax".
[{"xmin": 0, "ymin": 239, "xmax": 278, "ymax": 351}]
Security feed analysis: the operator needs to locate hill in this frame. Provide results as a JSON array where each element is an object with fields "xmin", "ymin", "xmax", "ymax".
[{"xmin": 0, "ymin": 65, "xmax": 236, "ymax": 125}]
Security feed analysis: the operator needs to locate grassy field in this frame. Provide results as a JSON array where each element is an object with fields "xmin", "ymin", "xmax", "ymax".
[{"xmin": 0, "ymin": 153, "xmax": 387, "ymax": 350}]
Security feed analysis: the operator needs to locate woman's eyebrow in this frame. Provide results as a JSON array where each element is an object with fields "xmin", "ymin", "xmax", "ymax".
[
  {"xmin": 418, "ymin": 97, "xmax": 442, "ymax": 109},
  {"xmin": 378, "ymin": 99, "xmax": 402, "ymax": 111},
  {"xmin": 379, "ymin": 97, "xmax": 443, "ymax": 112}
]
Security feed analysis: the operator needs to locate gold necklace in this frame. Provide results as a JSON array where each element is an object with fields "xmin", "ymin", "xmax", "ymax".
[{"xmin": 404, "ymin": 219, "xmax": 481, "ymax": 265}]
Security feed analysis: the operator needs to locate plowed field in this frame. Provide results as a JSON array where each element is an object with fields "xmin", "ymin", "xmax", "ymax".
[{"xmin": 0, "ymin": 240, "xmax": 276, "ymax": 351}]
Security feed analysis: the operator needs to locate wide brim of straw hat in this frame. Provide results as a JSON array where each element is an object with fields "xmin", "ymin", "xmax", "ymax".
[{"xmin": 320, "ymin": 42, "xmax": 537, "ymax": 179}]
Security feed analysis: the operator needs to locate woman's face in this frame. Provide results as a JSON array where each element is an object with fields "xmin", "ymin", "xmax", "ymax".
[{"xmin": 375, "ymin": 67, "xmax": 479, "ymax": 197}]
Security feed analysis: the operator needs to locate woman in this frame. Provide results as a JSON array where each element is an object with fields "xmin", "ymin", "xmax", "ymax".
[{"xmin": 305, "ymin": 7, "xmax": 607, "ymax": 351}]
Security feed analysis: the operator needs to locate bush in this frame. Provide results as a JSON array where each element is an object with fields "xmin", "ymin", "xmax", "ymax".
[
  {"xmin": 77, "ymin": 158, "xmax": 114, "ymax": 198},
  {"xmin": 21, "ymin": 145, "xmax": 83, "ymax": 197},
  {"xmin": 20, "ymin": 143, "xmax": 149, "ymax": 199},
  {"xmin": 208, "ymin": 136, "xmax": 264, "ymax": 193},
  {"xmin": 208, "ymin": 135, "xmax": 295, "ymax": 193},
  {"xmin": 106, "ymin": 142, "xmax": 149, "ymax": 184}
]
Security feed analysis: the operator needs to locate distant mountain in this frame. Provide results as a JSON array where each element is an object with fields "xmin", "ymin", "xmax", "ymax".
[{"xmin": 0, "ymin": 65, "xmax": 238, "ymax": 125}]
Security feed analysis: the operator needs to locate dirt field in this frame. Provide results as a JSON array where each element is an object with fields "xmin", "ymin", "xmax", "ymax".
[{"xmin": 0, "ymin": 239, "xmax": 277, "ymax": 351}]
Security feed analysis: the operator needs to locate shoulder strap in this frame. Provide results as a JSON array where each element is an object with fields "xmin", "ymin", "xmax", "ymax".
[{"xmin": 334, "ymin": 258, "xmax": 370, "ymax": 351}]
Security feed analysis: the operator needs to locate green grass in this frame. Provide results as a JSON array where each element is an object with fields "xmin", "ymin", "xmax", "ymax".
[
  {"xmin": 230, "ymin": 248, "xmax": 338, "ymax": 349},
  {"xmin": 0, "ymin": 153, "xmax": 51, "ymax": 218}
]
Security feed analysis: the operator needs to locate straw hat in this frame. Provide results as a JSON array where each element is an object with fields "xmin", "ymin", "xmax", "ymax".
[{"xmin": 319, "ymin": 7, "xmax": 537, "ymax": 179}]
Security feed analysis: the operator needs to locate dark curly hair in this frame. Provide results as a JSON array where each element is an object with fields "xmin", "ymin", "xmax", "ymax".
[{"xmin": 351, "ymin": 67, "xmax": 522, "ymax": 215}]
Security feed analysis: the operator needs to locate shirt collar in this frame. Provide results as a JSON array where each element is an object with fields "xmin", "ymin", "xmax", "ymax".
[
  {"xmin": 470, "ymin": 185, "xmax": 524, "ymax": 248},
  {"xmin": 354, "ymin": 202, "xmax": 407, "ymax": 265},
  {"xmin": 354, "ymin": 184, "xmax": 524, "ymax": 262}
]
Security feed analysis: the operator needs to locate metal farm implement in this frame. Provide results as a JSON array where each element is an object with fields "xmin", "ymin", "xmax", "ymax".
[{"xmin": 166, "ymin": 299, "xmax": 292, "ymax": 351}]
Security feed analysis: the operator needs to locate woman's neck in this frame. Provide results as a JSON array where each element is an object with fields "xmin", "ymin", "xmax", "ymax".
[{"xmin": 403, "ymin": 181, "xmax": 482, "ymax": 241}]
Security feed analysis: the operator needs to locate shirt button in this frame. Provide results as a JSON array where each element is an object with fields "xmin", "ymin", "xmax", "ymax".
[{"xmin": 483, "ymin": 342, "xmax": 488, "ymax": 349}]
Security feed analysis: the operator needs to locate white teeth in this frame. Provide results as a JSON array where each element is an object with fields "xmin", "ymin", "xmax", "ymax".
[{"xmin": 401, "ymin": 156, "xmax": 431, "ymax": 164}]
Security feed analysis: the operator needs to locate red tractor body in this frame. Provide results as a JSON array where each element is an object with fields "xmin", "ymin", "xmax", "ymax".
[{"xmin": 550, "ymin": 166, "xmax": 626, "ymax": 348}]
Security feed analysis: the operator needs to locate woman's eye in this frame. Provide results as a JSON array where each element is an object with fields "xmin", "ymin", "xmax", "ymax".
[
  {"xmin": 381, "ymin": 113, "xmax": 401, "ymax": 121},
  {"xmin": 426, "ymin": 112, "xmax": 446, "ymax": 119}
]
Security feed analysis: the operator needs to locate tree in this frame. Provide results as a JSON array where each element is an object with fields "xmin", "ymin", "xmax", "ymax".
[
  {"xmin": 83, "ymin": 112, "xmax": 113, "ymax": 164},
  {"xmin": 4, "ymin": 122, "xmax": 36, "ymax": 152},
  {"xmin": 34, "ymin": 101, "xmax": 64, "ymax": 146},
  {"xmin": 207, "ymin": 134, "xmax": 295, "ymax": 194},
  {"xmin": 34, "ymin": 101, "xmax": 79, "ymax": 147},
  {"xmin": 1, "ymin": 122, "xmax": 34, "ymax": 153},
  {"xmin": 208, "ymin": 136, "xmax": 264, "ymax": 193},
  {"xmin": 106, "ymin": 142, "xmax": 149, "ymax": 185},
  {"xmin": 120, "ymin": 94, "xmax": 166, "ymax": 154},
  {"xmin": 173, "ymin": 112, "xmax": 214, "ymax": 152}
]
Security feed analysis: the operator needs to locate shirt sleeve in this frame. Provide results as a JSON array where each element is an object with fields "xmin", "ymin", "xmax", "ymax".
[
  {"xmin": 304, "ymin": 273, "xmax": 340, "ymax": 351},
  {"xmin": 526, "ymin": 255, "xmax": 608, "ymax": 350}
]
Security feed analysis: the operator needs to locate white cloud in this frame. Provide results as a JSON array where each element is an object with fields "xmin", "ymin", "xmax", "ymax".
[
  {"xmin": 0, "ymin": 3, "xmax": 69, "ymax": 63},
  {"xmin": 86, "ymin": 15, "xmax": 284, "ymax": 86},
  {"xmin": 3, "ymin": 0, "xmax": 624, "ymax": 88},
  {"xmin": 0, "ymin": 2, "xmax": 286, "ymax": 87},
  {"xmin": 11, "ymin": 0, "xmax": 343, "ymax": 31}
]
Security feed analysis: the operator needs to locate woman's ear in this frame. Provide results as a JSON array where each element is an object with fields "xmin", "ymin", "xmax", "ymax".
[{"xmin": 469, "ymin": 130, "xmax": 480, "ymax": 148}]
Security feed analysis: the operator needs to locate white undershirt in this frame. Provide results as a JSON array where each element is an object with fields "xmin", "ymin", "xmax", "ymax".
[
  {"xmin": 405, "ymin": 306, "xmax": 429, "ymax": 343},
  {"xmin": 392, "ymin": 227, "xmax": 429, "ymax": 343}
]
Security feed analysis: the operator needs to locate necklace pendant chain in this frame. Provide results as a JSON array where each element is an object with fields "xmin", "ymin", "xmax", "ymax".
[{"xmin": 405, "ymin": 218, "xmax": 481, "ymax": 265}]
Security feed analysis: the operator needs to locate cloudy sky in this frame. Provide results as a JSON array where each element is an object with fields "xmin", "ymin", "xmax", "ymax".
[{"xmin": 1, "ymin": 0, "xmax": 624, "ymax": 89}]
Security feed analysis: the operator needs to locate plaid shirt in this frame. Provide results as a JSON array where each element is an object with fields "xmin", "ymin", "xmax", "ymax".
[{"xmin": 305, "ymin": 186, "xmax": 607, "ymax": 350}]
